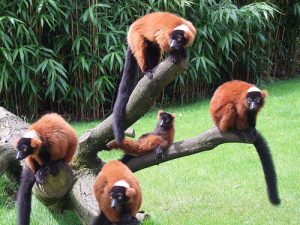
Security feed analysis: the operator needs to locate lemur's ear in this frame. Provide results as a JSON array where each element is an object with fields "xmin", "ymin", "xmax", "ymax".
[
  {"xmin": 125, "ymin": 187, "xmax": 136, "ymax": 198},
  {"xmin": 172, "ymin": 113, "xmax": 176, "ymax": 118},
  {"xmin": 261, "ymin": 90, "xmax": 268, "ymax": 98},
  {"xmin": 158, "ymin": 110, "xmax": 164, "ymax": 115},
  {"xmin": 30, "ymin": 137, "xmax": 43, "ymax": 149},
  {"xmin": 157, "ymin": 110, "xmax": 164, "ymax": 120}
]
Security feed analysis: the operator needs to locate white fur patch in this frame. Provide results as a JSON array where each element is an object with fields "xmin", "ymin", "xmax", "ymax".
[
  {"xmin": 113, "ymin": 180, "xmax": 130, "ymax": 188},
  {"xmin": 23, "ymin": 130, "xmax": 39, "ymax": 139},
  {"xmin": 247, "ymin": 86, "xmax": 261, "ymax": 93},
  {"xmin": 173, "ymin": 24, "xmax": 190, "ymax": 32}
]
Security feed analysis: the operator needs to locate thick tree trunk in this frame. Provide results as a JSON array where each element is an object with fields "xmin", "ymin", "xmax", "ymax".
[{"xmin": 0, "ymin": 107, "xmax": 28, "ymax": 177}]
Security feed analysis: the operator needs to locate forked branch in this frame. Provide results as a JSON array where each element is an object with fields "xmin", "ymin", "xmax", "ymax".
[{"xmin": 76, "ymin": 56, "xmax": 189, "ymax": 166}]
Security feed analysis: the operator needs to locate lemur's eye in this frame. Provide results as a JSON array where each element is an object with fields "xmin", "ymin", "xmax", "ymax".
[{"xmin": 22, "ymin": 144, "xmax": 28, "ymax": 151}]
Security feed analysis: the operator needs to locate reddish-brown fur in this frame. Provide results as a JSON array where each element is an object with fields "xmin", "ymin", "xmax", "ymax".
[
  {"xmin": 210, "ymin": 80, "xmax": 268, "ymax": 131},
  {"xmin": 128, "ymin": 12, "xmax": 196, "ymax": 72},
  {"xmin": 156, "ymin": 110, "xmax": 175, "ymax": 149},
  {"xmin": 108, "ymin": 110, "xmax": 175, "ymax": 155},
  {"xmin": 21, "ymin": 113, "xmax": 78, "ymax": 173},
  {"xmin": 93, "ymin": 160, "xmax": 142, "ymax": 223},
  {"xmin": 107, "ymin": 135, "xmax": 162, "ymax": 156}
]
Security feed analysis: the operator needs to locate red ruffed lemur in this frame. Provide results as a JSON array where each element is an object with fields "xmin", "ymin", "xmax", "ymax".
[
  {"xmin": 113, "ymin": 12, "xmax": 196, "ymax": 143},
  {"xmin": 108, "ymin": 110, "xmax": 175, "ymax": 163},
  {"xmin": 210, "ymin": 80, "xmax": 280, "ymax": 205},
  {"xmin": 92, "ymin": 160, "xmax": 142, "ymax": 225},
  {"xmin": 15, "ymin": 113, "xmax": 78, "ymax": 225}
]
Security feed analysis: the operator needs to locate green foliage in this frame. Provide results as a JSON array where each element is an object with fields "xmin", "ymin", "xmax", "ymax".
[
  {"xmin": 0, "ymin": 0, "xmax": 299, "ymax": 119},
  {"xmin": 0, "ymin": 175, "xmax": 17, "ymax": 208}
]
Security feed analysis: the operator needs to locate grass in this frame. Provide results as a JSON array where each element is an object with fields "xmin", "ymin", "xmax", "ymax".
[{"xmin": 1, "ymin": 76, "xmax": 300, "ymax": 224}]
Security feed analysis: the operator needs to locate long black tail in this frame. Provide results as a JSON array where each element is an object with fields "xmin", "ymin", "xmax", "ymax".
[
  {"xmin": 17, "ymin": 166, "xmax": 36, "ymax": 225},
  {"xmin": 254, "ymin": 131, "xmax": 280, "ymax": 205},
  {"xmin": 113, "ymin": 47, "xmax": 138, "ymax": 143},
  {"xmin": 92, "ymin": 212, "xmax": 112, "ymax": 225}
]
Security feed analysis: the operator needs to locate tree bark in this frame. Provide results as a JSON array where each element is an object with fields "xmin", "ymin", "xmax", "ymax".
[{"xmin": 0, "ymin": 106, "xmax": 28, "ymax": 177}]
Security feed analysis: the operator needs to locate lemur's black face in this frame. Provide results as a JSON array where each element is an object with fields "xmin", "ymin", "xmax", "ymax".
[
  {"xmin": 16, "ymin": 138, "xmax": 33, "ymax": 160},
  {"xmin": 246, "ymin": 91, "xmax": 263, "ymax": 112},
  {"xmin": 159, "ymin": 112, "xmax": 174, "ymax": 129},
  {"xmin": 169, "ymin": 30, "xmax": 187, "ymax": 50},
  {"xmin": 110, "ymin": 186, "xmax": 128, "ymax": 211}
]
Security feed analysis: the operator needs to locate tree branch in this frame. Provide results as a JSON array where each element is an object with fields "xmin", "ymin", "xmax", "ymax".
[
  {"xmin": 126, "ymin": 127, "xmax": 256, "ymax": 172},
  {"xmin": 33, "ymin": 163, "xmax": 74, "ymax": 212},
  {"xmin": 76, "ymin": 56, "xmax": 188, "ymax": 166}
]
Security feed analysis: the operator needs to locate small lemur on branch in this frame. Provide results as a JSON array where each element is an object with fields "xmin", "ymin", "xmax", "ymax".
[
  {"xmin": 210, "ymin": 80, "xmax": 280, "ymax": 205},
  {"xmin": 108, "ymin": 110, "xmax": 175, "ymax": 163},
  {"xmin": 15, "ymin": 113, "xmax": 78, "ymax": 225},
  {"xmin": 112, "ymin": 12, "xmax": 196, "ymax": 143},
  {"xmin": 92, "ymin": 160, "xmax": 142, "ymax": 225}
]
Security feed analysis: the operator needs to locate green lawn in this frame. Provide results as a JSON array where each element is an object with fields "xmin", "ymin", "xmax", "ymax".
[{"xmin": 1, "ymin": 76, "xmax": 300, "ymax": 224}]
